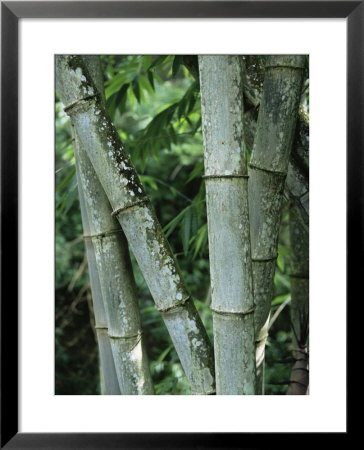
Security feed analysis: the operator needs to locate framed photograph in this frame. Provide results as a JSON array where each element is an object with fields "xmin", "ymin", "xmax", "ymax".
[{"xmin": 1, "ymin": 1, "xmax": 356, "ymax": 447}]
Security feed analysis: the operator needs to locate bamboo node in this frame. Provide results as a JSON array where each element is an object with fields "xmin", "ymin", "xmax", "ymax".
[
  {"xmin": 265, "ymin": 64, "xmax": 305, "ymax": 71},
  {"xmin": 83, "ymin": 228, "xmax": 124, "ymax": 240},
  {"xmin": 64, "ymin": 93, "xmax": 99, "ymax": 115},
  {"xmin": 94, "ymin": 326, "xmax": 108, "ymax": 330},
  {"xmin": 111, "ymin": 198, "xmax": 148, "ymax": 217},
  {"xmin": 108, "ymin": 331, "xmax": 143, "ymax": 341},
  {"xmin": 249, "ymin": 163, "xmax": 287, "ymax": 177},
  {"xmin": 251, "ymin": 255, "xmax": 278, "ymax": 262},
  {"xmin": 211, "ymin": 306, "xmax": 255, "ymax": 316},
  {"xmin": 290, "ymin": 273, "xmax": 309, "ymax": 279},
  {"xmin": 157, "ymin": 296, "xmax": 190, "ymax": 314},
  {"xmin": 203, "ymin": 174, "xmax": 249, "ymax": 180}
]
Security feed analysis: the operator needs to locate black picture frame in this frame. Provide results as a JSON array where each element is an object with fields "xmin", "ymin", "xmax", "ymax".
[{"xmin": 1, "ymin": 1, "xmax": 357, "ymax": 448}]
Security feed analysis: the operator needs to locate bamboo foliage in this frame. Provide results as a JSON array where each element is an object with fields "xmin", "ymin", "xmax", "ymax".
[
  {"xmin": 56, "ymin": 55, "xmax": 215, "ymax": 395},
  {"xmin": 199, "ymin": 56, "xmax": 256, "ymax": 394},
  {"xmin": 248, "ymin": 55, "xmax": 306, "ymax": 393},
  {"xmin": 287, "ymin": 210, "xmax": 309, "ymax": 395}
]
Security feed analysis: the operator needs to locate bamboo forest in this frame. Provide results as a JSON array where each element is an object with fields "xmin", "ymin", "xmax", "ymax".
[{"xmin": 55, "ymin": 55, "xmax": 309, "ymax": 395}]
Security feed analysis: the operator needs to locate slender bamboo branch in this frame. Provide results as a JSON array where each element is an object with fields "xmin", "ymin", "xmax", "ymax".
[
  {"xmin": 248, "ymin": 55, "xmax": 306, "ymax": 394},
  {"xmin": 287, "ymin": 210, "xmax": 309, "ymax": 395},
  {"xmin": 74, "ymin": 150, "xmax": 120, "ymax": 395},
  {"xmin": 199, "ymin": 55, "xmax": 256, "ymax": 394},
  {"xmin": 56, "ymin": 55, "xmax": 215, "ymax": 394}
]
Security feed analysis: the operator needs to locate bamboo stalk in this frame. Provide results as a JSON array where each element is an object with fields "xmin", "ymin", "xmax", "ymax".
[
  {"xmin": 248, "ymin": 55, "xmax": 306, "ymax": 394},
  {"xmin": 75, "ymin": 132, "xmax": 154, "ymax": 395},
  {"xmin": 286, "ymin": 210, "xmax": 309, "ymax": 395},
  {"xmin": 56, "ymin": 55, "xmax": 215, "ymax": 394},
  {"xmin": 72, "ymin": 56, "xmax": 153, "ymax": 394},
  {"xmin": 75, "ymin": 154, "xmax": 120, "ymax": 395},
  {"xmin": 243, "ymin": 61, "xmax": 309, "ymax": 231},
  {"xmin": 199, "ymin": 55, "xmax": 256, "ymax": 394}
]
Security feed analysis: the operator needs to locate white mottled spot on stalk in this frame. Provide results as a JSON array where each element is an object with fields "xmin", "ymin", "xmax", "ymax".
[
  {"xmin": 203, "ymin": 368, "xmax": 214, "ymax": 392},
  {"xmin": 192, "ymin": 338, "xmax": 202, "ymax": 347},
  {"xmin": 103, "ymin": 122, "xmax": 106, "ymax": 126},
  {"xmin": 237, "ymin": 147, "xmax": 241, "ymax": 153},
  {"xmin": 87, "ymin": 87, "xmax": 94, "ymax": 95},
  {"xmin": 138, "ymin": 187, "xmax": 142, "ymax": 193},
  {"xmin": 239, "ymin": 223, "xmax": 243, "ymax": 229},
  {"xmin": 151, "ymin": 251, "xmax": 155, "ymax": 256},
  {"xmin": 129, "ymin": 190, "xmax": 135, "ymax": 197},
  {"xmin": 279, "ymin": 132, "xmax": 284, "ymax": 139},
  {"xmin": 108, "ymin": 151, "xmax": 113, "ymax": 157},
  {"xmin": 80, "ymin": 75, "xmax": 86, "ymax": 82},
  {"xmin": 107, "ymin": 141, "xmax": 112, "ymax": 147},
  {"xmin": 176, "ymin": 292, "xmax": 183, "ymax": 301},
  {"xmin": 95, "ymin": 110, "xmax": 100, "ymax": 115},
  {"xmin": 186, "ymin": 316, "xmax": 199, "ymax": 334},
  {"xmin": 69, "ymin": 69, "xmax": 75, "ymax": 75},
  {"xmin": 75, "ymin": 67, "xmax": 82, "ymax": 76},
  {"xmin": 143, "ymin": 208, "xmax": 154, "ymax": 230}
]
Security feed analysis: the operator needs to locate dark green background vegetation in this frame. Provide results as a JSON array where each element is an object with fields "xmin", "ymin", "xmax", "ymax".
[{"xmin": 56, "ymin": 55, "xmax": 296, "ymax": 395}]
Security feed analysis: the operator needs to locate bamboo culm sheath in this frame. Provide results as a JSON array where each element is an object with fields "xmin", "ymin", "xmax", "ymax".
[
  {"xmin": 199, "ymin": 55, "xmax": 256, "ymax": 394},
  {"xmin": 248, "ymin": 55, "xmax": 306, "ymax": 393},
  {"xmin": 56, "ymin": 55, "xmax": 215, "ymax": 394}
]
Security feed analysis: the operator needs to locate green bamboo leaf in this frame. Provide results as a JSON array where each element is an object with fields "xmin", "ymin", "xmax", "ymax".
[
  {"xmin": 163, "ymin": 205, "xmax": 191, "ymax": 238},
  {"xmin": 63, "ymin": 182, "xmax": 78, "ymax": 215},
  {"xmin": 172, "ymin": 55, "xmax": 183, "ymax": 78},
  {"xmin": 139, "ymin": 75, "xmax": 154, "ymax": 95},
  {"xmin": 132, "ymin": 76, "xmax": 141, "ymax": 103},
  {"xmin": 56, "ymin": 167, "xmax": 76, "ymax": 193},
  {"xmin": 193, "ymin": 224, "xmax": 208, "ymax": 259},
  {"xmin": 106, "ymin": 92, "xmax": 117, "ymax": 119},
  {"xmin": 139, "ymin": 175, "xmax": 158, "ymax": 190},
  {"xmin": 156, "ymin": 345, "xmax": 173, "ymax": 364},
  {"xmin": 277, "ymin": 253, "xmax": 285, "ymax": 272},
  {"xmin": 191, "ymin": 205, "xmax": 198, "ymax": 236},
  {"xmin": 143, "ymin": 55, "xmax": 153, "ymax": 71},
  {"xmin": 115, "ymin": 83, "xmax": 129, "ymax": 114},
  {"xmin": 186, "ymin": 161, "xmax": 204, "ymax": 184},
  {"xmin": 177, "ymin": 96, "xmax": 187, "ymax": 119},
  {"xmin": 271, "ymin": 293, "xmax": 291, "ymax": 307},
  {"xmin": 147, "ymin": 70, "xmax": 155, "ymax": 91},
  {"xmin": 182, "ymin": 208, "xmax": 192, "ymax": 256},
  {"xmin": 149, "ymin": 55, "xmax": 169, "ymax": 70}
]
